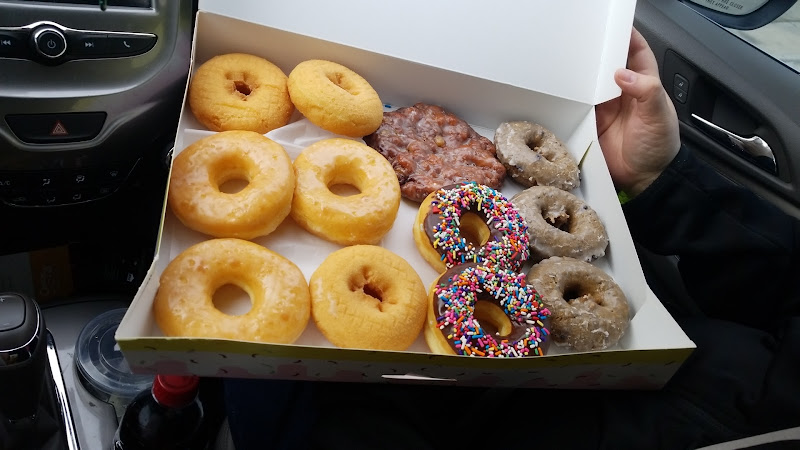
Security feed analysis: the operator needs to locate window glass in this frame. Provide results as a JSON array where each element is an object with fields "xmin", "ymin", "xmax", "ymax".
[{"xmin": 715, "ymin": 2, "xmax": 800, "ymax": 72}]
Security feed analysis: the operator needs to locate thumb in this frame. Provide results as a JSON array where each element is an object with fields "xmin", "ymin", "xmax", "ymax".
[{"xmin": 614, "ymin": 68, "xmax": 665, "ymax": 105}]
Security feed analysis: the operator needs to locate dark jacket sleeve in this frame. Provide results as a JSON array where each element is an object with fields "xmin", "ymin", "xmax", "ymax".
[{"xmin": 622, "ymin": 145, "xmax": 800, "ymax": 329}]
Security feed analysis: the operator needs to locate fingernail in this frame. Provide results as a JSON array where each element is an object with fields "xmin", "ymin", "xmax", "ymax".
[{"xmin": 617, "ymin": 69, "xmax": 636, "ymax": 84}]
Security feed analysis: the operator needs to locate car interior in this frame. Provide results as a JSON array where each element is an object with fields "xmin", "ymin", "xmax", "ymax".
[{"xmin": 0, "ymin": 0, "xmax": 798, "ymax": 448}]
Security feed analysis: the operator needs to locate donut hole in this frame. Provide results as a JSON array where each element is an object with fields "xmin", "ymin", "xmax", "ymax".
[
  {"xmin": 326, "ymin": 165, "xmax": 363, "ymax": 197},
  {"xmin": 474, "ymin": 301, "xmax": 513, "ymax": 337},
  {"xmin": 212, "ymin": 283, "xmax": 252, "ymax": 316},
  {"xmin": 460, "ymin": 212, "xmax": 491, "ymax": 248},
  {"xmin": 225, "ymin": 71, "xmax": 255, "ymax": 99},
  {"xmin": 213, "ymin": 158, "xmax": 252, "ymax": 194},
  {"xmin": 234, "ymin": 80, "xmax": 252, "ymax": 96},
  {"xmin": 563, "ymin": 283, "xmax": 599, "ymax": 309},
  {"xmin": 326, "ymin": 71, "xmax": 357, "ymax": 95},
  {"xmin": 541, "ymin": 205, "xmax": 572, "ymax": 231},
  {"xmin": 348, "ymin": 271, "xmax": 388, "ymax": 310}
]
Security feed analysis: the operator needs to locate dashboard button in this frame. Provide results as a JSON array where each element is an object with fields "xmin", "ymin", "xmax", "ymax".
[
  {"xmin": 68, "ymin": 32, "xmax": 109, "ymax": 57},
  {"xmin": 105, "ymin": 33, "xmax": 156, "ymax": 56},
  {"xmin": 5, "ymin": 112, "xmax": 107, "ymax": 144},
  {"xmin": 0, "ymin": 29, "xmax": 28, "ymax": 58},
  {"xmin": 32, "ymin": 26, "xmax": 67, "ymax": 59}
]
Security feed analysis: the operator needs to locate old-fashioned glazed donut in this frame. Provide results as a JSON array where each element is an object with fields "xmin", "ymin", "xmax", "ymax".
[
  {"xmin": 168, "ymin": 130, "xmax": 295, "ymax": 240},
  {"xmin": 512, "ymin": 185, "xmax": 608, "ymax": 262},
  {"xmin": 526, "ymin": 256, "xmax": 629, "ymax": 351},
  {"xmin": 188, "ymin": 53, "xmax": 294, "ymax": 134},
  {"xmin": 413, "ymin": 182, "xmax": 529, "ymax": 273},
  {"xmin": 364, "ymin": 103, "xmax": 506, "ymax": 202},
  {"xmin": 494, "ymin": 121, "xmax": 580, "ymax": 191},
  {"xmin": 287, "ymin": 59, "xmax": 383, "ymax": 137},
  {"xmin": 309, "ymin": 245, "xmax": 427, "ymax": 351},
  {"xmin": 154, "ymin": 238, "xmax": 311, "ymax": 344},
  {"xmin": 291, "ymin": 138, "xmax": 401, "ymax": 246},
  {"xmin": 424, "ymin": 263, "xmax": 551, "ymax": 357}
]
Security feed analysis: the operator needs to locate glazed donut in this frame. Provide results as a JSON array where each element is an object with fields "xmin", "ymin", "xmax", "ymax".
[
  {"xmin": 413, "ymin": 182, "xmax": 530, "ymax": 273},
  {"xmin": 494, "ymin": 121, "xmax": 580, "ymax": 191},
  {"xmin": 287, "ymin": 59, "xmax": 383, "ymax": 137},
  {"xmin": 309, "ymin": 245, "xmax": 427, "ymax": 351},
  {"xmin": 291, "ymin": 138, "xmax": 401, "ymax": 246},
  {"xmin": 168, "ymin": 130, "xmax": 295, "ymax": 240},
  {"xmin": 188, "ymin": 53, "xmax": 294, "ymax": 134},
  {"xmin": 424, "ymin": 263, "xmax": 551, "ymax": 357},
  {"xmin": 511, "ymin": 185, "xmax": 608, "ymax": 262},
  {"xmin": 526, "ymin": 256, "xmax": 629, "ymax": 351},
  {"xmin": 154, "ymin": 238, "xmax": 311, "ymax": 344}
]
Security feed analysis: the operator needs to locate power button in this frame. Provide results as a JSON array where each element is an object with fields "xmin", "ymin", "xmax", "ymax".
[{"xmin": 32, "ymin": 26, "xmax": 67, "ymax": 59}]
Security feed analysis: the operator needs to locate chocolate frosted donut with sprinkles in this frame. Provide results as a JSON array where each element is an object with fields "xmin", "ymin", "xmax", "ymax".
[
  {"xmin": 423, "ymin": 263, "xmax": 551, "ymax": 357},
  {"xmin": 412, "ymin": 182, "xmax": 530, "ymax": 273}
]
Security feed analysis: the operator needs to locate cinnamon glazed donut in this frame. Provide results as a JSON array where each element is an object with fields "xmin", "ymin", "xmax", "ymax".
[
  {"xmin": 364, "ymin": 103, "xmax": 505, "ymax": 202},
  {"xmin": 188, "ymin": 53, "xmax": 294, "ymax": 134},
  {"xmin": 511, "ymin": 185, "xmax": 608, "ymax": 262},
  {"xmin": 424, "ymin": 263, "xmax": 551, "ymax": 357},
  {"xmin": 154, "ymin": 238, "xmax": 311, "ymax": 344},
  {"xmin": 413, "ymin": 182, "xmax": 530, "ymax": 273},
  {"xmin": 309, "ymin": 245, "xmax": 427, "ymax": 351},
  {"xmin": 526, "ymin": 256, "xmax": 629, "ymax": 352},
  {"xmin": 494, "ymin": 121, "xmax": 580, "ymax": 191}
]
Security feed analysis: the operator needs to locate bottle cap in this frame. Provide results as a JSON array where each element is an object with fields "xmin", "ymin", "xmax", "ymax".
[{"xmin": 152, "ymin": 374, "xmax": 200, "ymax": 408}]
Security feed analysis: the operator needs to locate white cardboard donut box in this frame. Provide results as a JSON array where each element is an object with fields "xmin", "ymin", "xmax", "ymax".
[{"xmin": 116, "ymin": 0, "xmax": 697, "ymax": 389}]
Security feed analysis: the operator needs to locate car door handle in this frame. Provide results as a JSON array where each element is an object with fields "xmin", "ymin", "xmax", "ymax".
[{"xmin": 691, "ymin": 113, "xmax": 777, "ymax": 174}]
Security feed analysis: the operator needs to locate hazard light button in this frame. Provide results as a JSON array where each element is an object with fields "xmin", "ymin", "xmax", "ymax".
[{"xmin": 5, "ymin": 112, "xmax": 107, "ymax": 144}]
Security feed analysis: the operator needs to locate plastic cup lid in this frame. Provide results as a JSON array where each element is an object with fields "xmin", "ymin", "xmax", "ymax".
[{"xmin": 75, "ymin": 308, "xmax": 153, "ymax": 402}]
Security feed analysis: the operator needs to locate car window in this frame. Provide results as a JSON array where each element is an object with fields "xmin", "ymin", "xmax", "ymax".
[
  {"xmin": 727, "ymin": 2, "xmax": 800, "ymax": 72},
  {"xmin": 685, "ymin": 0, "xmax": 800, "ymax": 72}
]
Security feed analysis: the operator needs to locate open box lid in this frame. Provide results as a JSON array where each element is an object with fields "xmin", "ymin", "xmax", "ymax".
[{"xmin": 197, "ymin": 0, "xmax": 635, "ymax": 106}]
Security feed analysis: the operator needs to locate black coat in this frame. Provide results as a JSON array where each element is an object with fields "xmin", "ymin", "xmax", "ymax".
[{"xmin": 604, "ymin": 145, "xmax": 800, "ymax": 448}]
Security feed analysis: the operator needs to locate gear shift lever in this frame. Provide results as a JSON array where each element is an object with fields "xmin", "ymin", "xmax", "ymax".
[{"xmin": 0, "ymin": 292, "xmax": 48, "ymax": 423}]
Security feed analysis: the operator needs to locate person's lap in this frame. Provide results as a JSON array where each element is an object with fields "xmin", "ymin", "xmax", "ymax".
[{"xmin": 224, "ymin": 317, "xmax": 799, "ymax": 449}]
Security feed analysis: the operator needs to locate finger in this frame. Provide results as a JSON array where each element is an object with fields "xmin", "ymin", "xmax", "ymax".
[
  {"xmin": 626, "ymin": 28, "xmax": 659, "ymax": 78},
  {"xmin": 595, "ymin": 96, "xmax": 620, "ymax": 136},
  {"xmin": 614, "ymin": 68, "xmax": 669, "ymax": 118}
]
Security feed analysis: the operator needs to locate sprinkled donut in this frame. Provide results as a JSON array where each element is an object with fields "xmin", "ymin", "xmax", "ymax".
[
  {"xmin": 526, "ymin": 256, "xmax": 629, "ymax": 352},
  {"xmin": 494, "ymin": 121, "xmax": 580, "ymax": 190},
  {"xmin": 424, "ymin": 263, "xmax": 551, "ymax": 357},
  {"xmin": 512, "ymin": 185, "xmax": 608, "ymax": 262},
  {"xmin": 412, "ymin": 182, "xmax": 530, "ymax": 273}
]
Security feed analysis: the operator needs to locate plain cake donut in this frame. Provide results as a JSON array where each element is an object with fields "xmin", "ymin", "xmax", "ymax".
[
  {"xmin": 424, "ymin": 263, "xmax": 551, "ymax": 357},
  {"xmin": 291, "ymin": 138, "xmax": 401, "ymax": 246},
  {"xmin": 287, "ymin": 59, "xmax": 383, "ymax": 137},
  {"xmin": 309, "ymin": 245, "xmax": 427, "ymax": 351},
  {"xmin": 526, "ymin": 256, "xmax": 629, "ymax": 352},
  {"xmin": 168, "ymin": 130, "xmax": 295, "ymax": 240},
  {"xmin": 188, "ymin": 53, "xmax": 294, "ymax": 134},
  {"xmin": 494, "ymin": 121, "xmax": 580, "ymax": 191},
  {"xmin": 512, "ymin": 185, "xmax": 608, "ymax": 262},
  {"xmin": 154, "ymin": 238, "xmax": 311, "ymax": 344}
]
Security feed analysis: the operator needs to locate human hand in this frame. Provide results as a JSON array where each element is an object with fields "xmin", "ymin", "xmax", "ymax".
[{"xmin": 596, "ymin": 28, "xmax": 681, "ymax": 197}]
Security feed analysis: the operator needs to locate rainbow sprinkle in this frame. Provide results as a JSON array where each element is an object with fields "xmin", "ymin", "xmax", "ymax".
[
  {"xmin": 435, "ymin": 265, "xmax": 550, "ymax": 357},
  {"xmin": 428, "ymin": 182, "xmax": 530, "ymax": 272}
]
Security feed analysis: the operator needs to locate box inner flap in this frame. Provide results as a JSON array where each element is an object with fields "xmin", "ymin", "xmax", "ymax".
[{"xmin": 197, "ymin": 0, "xmax": 634, "ymax": 105}]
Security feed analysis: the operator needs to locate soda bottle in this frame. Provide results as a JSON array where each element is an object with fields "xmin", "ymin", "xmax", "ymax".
[{"xmin": 112, "ymin": 374, "xmax": 205, "ymax": 450}]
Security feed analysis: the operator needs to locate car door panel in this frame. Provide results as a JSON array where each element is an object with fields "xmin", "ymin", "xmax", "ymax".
[{"xmin": 634, "ymin": 0, "xmax": 800, "ymax": 217}]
